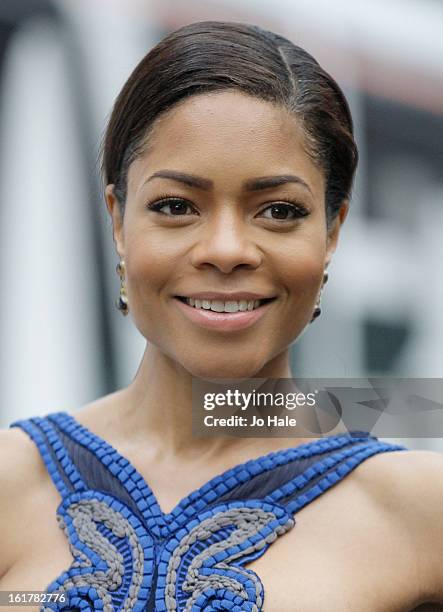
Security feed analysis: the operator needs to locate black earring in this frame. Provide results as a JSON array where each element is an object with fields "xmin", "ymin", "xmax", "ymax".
[
  {"xmin": 116, "ymin": 260, "xmax": 129, "ymax": 316},
  {"xmin": 310, "ymin": 270, "xmax": 328, "ymax": 323},
  {"xmin": 311, "ymin": 305, "xmax": 322, "ymax": 321}
]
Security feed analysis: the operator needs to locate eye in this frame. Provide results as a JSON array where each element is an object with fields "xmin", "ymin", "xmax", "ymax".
[
  {"xmin": 146, "ymin": 196, "xmax": 196, "ymax": 216},
  {"xmin": 259, "ymin": 200, "xmax": 310, "ymax": 221},
  {"xmin": 145, "ymin": 195, "xmax": 310, "ymax": 221}
]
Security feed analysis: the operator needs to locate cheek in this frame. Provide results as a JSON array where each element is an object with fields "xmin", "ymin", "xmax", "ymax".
[
  {"xmin": 123, "ymin": 232, "xmax": 180, "ymax": 303},
  {"xmin": 273, "ymin": 233, "xmax": 326, "ymax": 298}
]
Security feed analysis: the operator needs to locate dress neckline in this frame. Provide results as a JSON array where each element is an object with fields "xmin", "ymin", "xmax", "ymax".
[{"xmin": 50, "ymin": 410, "xmax": 370, "ymax": 539}]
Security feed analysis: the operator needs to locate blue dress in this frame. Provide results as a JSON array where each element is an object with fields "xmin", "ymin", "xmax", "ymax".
[{"xmin": 10, "ymin": 411, "xmax": 408, "ymax": 611}]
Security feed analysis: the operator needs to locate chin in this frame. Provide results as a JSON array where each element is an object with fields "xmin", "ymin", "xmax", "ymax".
[{"xmin": 183, "ymin": 354, "xmax": 267, "ymax": 381}]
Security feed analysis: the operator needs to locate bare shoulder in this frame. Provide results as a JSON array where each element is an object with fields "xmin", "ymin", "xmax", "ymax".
[
  {"xmin": 0, "ymin": 426, "xmax": 48, "ymax": 486},
  {"xmin": 0, "ymin": 427, "xmax": 49, "ymax": 578},
  {"xmin": 354, "ymin": 445, "xmax": 443, "ymax": 603},
  {"xmin": 352, "ymin": 446, "xmax": 443, "ymax": 527},
  {"xmin": 353, "ymin": 446, "xmax": 443, "ymax": 512}
]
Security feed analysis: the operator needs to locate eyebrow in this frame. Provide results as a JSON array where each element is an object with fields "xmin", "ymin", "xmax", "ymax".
[{"xmin": 144, "ymin": 170, "xmax": 313, "ymax": 195}]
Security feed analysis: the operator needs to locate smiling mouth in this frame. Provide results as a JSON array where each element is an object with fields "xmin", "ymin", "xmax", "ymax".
[{"xmin": 175, "ymin": 296, "xmax": 275, "ymax": 313}]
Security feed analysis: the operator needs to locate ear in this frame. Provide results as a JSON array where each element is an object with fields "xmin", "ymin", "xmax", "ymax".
[
  {"xmin": 324, "ymin": 200, "xmax": 349, "ymax": 268},
  {"xmin": 105, "ymin": 184, "xmax": 125, "ymax": 258}
]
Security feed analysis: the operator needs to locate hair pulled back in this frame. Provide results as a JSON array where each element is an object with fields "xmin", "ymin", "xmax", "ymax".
[{"xmin": 102, "ymin": 20, "xmax": 358, "ymax": 227}]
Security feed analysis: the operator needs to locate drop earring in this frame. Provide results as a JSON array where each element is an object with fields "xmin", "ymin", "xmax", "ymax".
[
  {"xmin": 310, "ymin": 270, "xmax": 328, "ymax": 323},
  {"xmin": 116, "ymin": 259, "xmax": 129, "ymax": 316}
]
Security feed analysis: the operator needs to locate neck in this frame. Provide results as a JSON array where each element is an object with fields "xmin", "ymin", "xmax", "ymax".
[{"xmin": 119, "ymin": 343, "xmax": 295, "ymax": 459}]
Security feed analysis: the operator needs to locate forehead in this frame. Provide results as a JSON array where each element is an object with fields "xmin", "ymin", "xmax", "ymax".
[{"xmin": 128, "ymin": 90, "xmax": 324, "ymax": 195}]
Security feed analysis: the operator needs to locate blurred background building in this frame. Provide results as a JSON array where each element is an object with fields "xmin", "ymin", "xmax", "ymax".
[{"xmin": 0, "ymin": 0, "xmax": 441, "ymax": 450}]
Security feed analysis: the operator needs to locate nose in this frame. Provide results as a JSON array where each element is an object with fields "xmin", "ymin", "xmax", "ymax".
[{"xmin": 189, "ymin": 208, "xmax": 263, "ymax": 274}]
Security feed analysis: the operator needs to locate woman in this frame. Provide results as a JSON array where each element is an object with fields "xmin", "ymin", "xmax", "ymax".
[{"xmin": 0, "ymin": 20, "xmax": 442, "ymax": 612}]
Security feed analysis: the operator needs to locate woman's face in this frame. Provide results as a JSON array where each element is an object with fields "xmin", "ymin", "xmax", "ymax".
[{"xmin": 106, "ymin": 90, "xmax": 347, "ymax": 379}]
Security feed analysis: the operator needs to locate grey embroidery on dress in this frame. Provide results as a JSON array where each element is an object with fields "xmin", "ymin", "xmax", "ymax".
[
  {"xmin": 164, "ymin": 507, "xmax": 295, "ymax": 611},
  {"xmin": 43, "ymin": 498, "xmax": 145, "ymax": 612}
]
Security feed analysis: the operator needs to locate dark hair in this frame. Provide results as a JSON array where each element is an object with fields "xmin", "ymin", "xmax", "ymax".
[{"xmin": 101, "ymin": 20, "xmax": 358, "ymax": 228}]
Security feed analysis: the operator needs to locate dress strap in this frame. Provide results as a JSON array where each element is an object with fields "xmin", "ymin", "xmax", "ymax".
[
  {"xmin": 10, "ymin": 415, "xmax": 87, "ymax": 499},
  {"xmin": 271, "ymin": 436, "xmax": 406, "ymax": 515},
  {"xmin": 215, "ymin": 434, "xmax": 408, "ymax": 515}
]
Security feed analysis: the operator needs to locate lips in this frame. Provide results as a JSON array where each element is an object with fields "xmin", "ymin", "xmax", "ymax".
[{"xmin": 173, "ymin": 295, "xmax": 276, "ymax": 332}]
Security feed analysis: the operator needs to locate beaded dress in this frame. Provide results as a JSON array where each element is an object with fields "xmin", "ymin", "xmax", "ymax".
[{"xmin": 10, "ymin": 412, "xmax": 408, "ymax": 611}]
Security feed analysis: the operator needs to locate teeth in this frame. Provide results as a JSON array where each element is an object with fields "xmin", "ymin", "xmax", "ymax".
[
  {"xmin": 225, "ymin": 301, "xmax": 239, "ymax": 313},
  {"xmin": 185, "ymin": 298, "xmax": 263, "ymax": 312}
]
